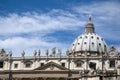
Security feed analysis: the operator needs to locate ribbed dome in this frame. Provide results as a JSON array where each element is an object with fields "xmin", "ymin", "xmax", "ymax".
[{"xmin": 69, "ymin": 16, "xmax": 107, "ymax": 55}]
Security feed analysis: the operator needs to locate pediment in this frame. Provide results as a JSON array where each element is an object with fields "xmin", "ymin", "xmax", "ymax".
[{"xmin": 34, "ymin": 62, "xmax": 69, "ymax": 71}]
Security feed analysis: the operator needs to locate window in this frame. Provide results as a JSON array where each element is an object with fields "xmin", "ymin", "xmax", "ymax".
[
  {"xmin": 41, "ymin": 63, "xmax": 44, "ymax": 67},
  {"xmin": 101, "ymin": 38, "xmax": 103, "ymax": 41},
  {"xmin": 91, "ymin": 36, "xmax": 94, "ymax": 38},
  {"xmin": 0, "ymin": 62, "xmax": 3, "ymax": 68},
  {"xmin": 92, "ymin": 42, "xmax": 94, "ymax": 44},
  {"xmin": 84, "ymin": 42, "xmax": 87, "ymax": 44},
  {"xmin": 110, "ymin": 60, "xmax": 115, "ymax": 68},
  {"xmin": 97, "ymin": 37, "xmax": 99, "ymax": 40},
  {"xmin": 14, "ymin": 64, "xmax": 18, "ymax": 68},
  {"xmin": 89, "ymin": 62, "xmax": 96, "ymax": 70},
  {"xmin": 24, "ymin": 61, "xmax": 33, "ymax": 68},
  {"xmin": 99, "ymin": 43, "xmax": 101, "ymax": 46},
  {"xmin": 25, "ymin": 63, "xmax": 31, "ymax": 68},
  {"xmin": 104, "ymin": 45, "xmax": 106, "ymax": 48},
  {"xmin": 76, "ymin": 62, "xmax": 82, "ymax": 67},
  {"xmin": 62, "ymin": 63, "xmax": 65, "ymax": 67},
  {"xmin": 99, "ymin": 76, "xmax": 103, "ymax": 80}
]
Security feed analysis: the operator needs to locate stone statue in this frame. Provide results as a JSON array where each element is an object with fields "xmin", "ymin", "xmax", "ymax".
[
  {"xmin": 38, "ymin": 49, "xmax": 41, "ymax": 57},
  {"xmin": 0, "ymin": 48, "xmax": 6, "ymax": 54},
  {"xmin": 52, "ymin": 47, "xmax": 56, "ymax": 56},
  {"xmin": 46, "ymin": 49, "xmax": 49, "ymax": 57},
  {"xmin": 66, "ymin": 49, "xmax": 69, "ymax": 56},
  {"xmin": 34, "ymin": 50, "xmax": 37, "ymax": 56},
  {"xmin": 58, "ymin": 49, "xmax": 62, "ymax": 61},
  {"xmin": 45, "ymin": 49, "xmax": 49, "ymax": 61},
  {"xmin": 21, "ymin": 50, "xmax": 25, "ymax": 58},
  {"xmin": 8, "ymin": 50, "xmax": 12, "ymax": 62},
  {"xmin": 58, "ymin": 49, "xmax": 61, "ymax": 55},
  {"xmin": 9, "ymin": 50, "xmax": 12, "ymax": 57}
]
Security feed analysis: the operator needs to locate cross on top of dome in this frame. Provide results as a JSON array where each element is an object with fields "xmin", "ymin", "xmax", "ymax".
[{"xmin": 89, "ymin": 15, "xmax": 92, "ymax": 21}]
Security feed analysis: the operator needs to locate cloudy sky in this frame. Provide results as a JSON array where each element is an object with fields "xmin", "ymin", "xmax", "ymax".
[{"xmin": 0, "ymin": 0, "xmax": 120, "ymax": 56}]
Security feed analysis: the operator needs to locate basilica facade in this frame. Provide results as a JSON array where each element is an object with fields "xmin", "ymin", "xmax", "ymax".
[{"xmin": 0, "ymin": 17, "xmax": 120, "ymax": 80}]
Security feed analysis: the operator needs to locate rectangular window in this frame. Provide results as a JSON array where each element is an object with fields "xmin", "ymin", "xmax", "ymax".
[
  {"xmin": 99, "ymin": 76, "xmax": 103, "ymax": 80},
  {"xmin": 110, "ymin": 60, "xmax": 115, "ymax": 68},
  {"xmin": 25, "ymin": 63, "xmax": 31, "ymax": 68},
  {"xmin": 41, "ymin": 63, "xmax": 44, "ymax": 67},
  {"xmin": 14, "ymin": 64, "xmax": 18, "ymax": 68},
  {"xmin": 62, "ymin": 63, "xmax": 65, "ymax": 67},
  {"xmin": 76, "ymin": 62, "xmax": 82, "ymax": 67},
  {"xmin": 0, "ymin": 62, "xmax": 3, "ymax": 68},
  {"xmin": 89, "ymin": 62, "xmax": 96, "ymax": 70}
]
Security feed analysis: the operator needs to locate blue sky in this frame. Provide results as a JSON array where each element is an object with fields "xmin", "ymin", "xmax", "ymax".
[{"xmin": 0, "ymin": 0, "xmax": 120, "ymax": 56}]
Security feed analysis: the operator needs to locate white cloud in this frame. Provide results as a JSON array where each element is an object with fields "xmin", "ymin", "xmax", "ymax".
[
  {"xmin": 0, "ymin": 10, "xmax": 85, "ymax": 35},
  {"xmin": 74, "ymin": 1, "xmax": 120, "ymax": 17},
  {"xmin": 73, "ymin": 1, "xmax": 120, "ymax": 27}
]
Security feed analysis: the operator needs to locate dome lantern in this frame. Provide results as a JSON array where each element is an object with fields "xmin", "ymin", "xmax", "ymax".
[{"xmin": 85, "ymin": 16, "xmax": 95, "ymax": 33}]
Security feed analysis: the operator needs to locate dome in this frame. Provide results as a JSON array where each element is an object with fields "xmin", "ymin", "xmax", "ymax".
[{"xmin": 69, "ymin": 16, "xmax": 107, "ymax": 55}]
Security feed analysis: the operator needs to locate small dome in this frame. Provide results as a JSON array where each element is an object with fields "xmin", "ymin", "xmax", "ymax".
[{"xmin": 69, "ymin": 16, "xmax": 107, "ymax": 55}]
